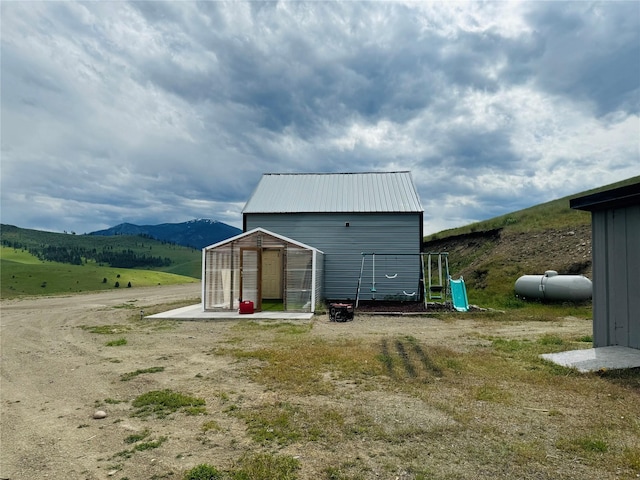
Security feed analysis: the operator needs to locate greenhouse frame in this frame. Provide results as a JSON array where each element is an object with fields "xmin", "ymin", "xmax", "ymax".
[{"xmin": 202, "ymin": 228, "xmax": 324, "ymax": 313}]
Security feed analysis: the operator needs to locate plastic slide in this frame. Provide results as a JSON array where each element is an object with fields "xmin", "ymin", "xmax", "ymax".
[{"xmin": 449, "ymin": 276, "xmax": 469, "ymax": 312}]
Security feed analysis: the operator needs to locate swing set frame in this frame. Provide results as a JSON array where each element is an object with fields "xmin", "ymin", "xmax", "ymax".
[{"xmin": 355, "ymin": 252, "xmax": 451, "ymax": 308}]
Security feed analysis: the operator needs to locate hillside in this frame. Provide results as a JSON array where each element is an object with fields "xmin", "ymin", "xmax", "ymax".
[
  {"xmin": 423, "ymin": 176, "xmax": 639, "ymax": 307},
  {"xmin": 89, "ymin": 219, "xmax": 241, "ymax": 249},
  {"xmin": 1, "ymin": 224, "xmax": 201, "ymax": 272},
  {"xmin": 424, "ymin": 224, "xmax": 592, "ymax": 307},
  {"xmin": 1, "ymin": 225, "xmax": 202, "ymax": 297}
]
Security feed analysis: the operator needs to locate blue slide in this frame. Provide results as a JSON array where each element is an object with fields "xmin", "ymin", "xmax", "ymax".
[{"xmin": 449, "ymin": 276, "xmax": 469, "ymax": 312}]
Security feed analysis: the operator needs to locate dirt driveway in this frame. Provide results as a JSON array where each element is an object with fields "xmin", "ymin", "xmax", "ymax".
[
  {"xmin": 1, "ymin": 285, "xmax": 202, "ymax": 479},
  {"xmin": 0, "ymin": 285, "xmax": 610, "ymax": 479}
]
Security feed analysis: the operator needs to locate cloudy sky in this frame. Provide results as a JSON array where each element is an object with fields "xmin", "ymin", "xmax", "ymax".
[{"xmin": 1, "ymin": 1, "xmax": 638, "ymax": 235}]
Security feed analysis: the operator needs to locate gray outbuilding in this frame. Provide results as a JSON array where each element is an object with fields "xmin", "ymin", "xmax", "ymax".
[
  {"xmin": 570, "ymin": 181, "xmax": 640, "ymax": 349},
  {"xmin": 242, "ymin": 171, "xmax": 424, "ymax": 302}
]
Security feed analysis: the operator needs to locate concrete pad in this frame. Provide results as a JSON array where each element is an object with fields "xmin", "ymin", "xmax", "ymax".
[
  {"xmin": 541, "ymin": 346, "xmax": 640, "ymax": 373},
  {"xmin": 145, "ymin": 303, "xmax": 314, "ymax": 321}
]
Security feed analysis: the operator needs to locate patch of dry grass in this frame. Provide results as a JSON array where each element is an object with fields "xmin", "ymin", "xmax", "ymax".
[
  {"xmin": 215, "ymin": 323, "xmax": 640, "ymax": 479},
  {"xmin": 227, "ymin": 337, "xmax": 383, "ymax": 395}
]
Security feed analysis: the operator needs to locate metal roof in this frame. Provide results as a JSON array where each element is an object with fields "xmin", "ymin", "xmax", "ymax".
[
  {"xmin": 202, "ymin": 227, "xmax": 324, "ymax": 253},
  {"xmin": 570, "ymin": 181, "xmax": 640, "ymax": 211},
  {"xmin": 242, "ymin": 171, "xmax": 423, "ymax": 214}
]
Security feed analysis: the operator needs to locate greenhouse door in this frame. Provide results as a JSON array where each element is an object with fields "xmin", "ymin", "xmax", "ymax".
[
  {"xmin": 262, "ymin": 249, "xmax": 283, "ymax": 300},
  {"xmin": 240, "ymin": 248, "xmax": 260, "ymax": 310}
]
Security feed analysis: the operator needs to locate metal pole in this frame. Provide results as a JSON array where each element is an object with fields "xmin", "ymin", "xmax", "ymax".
[
  {"xmin": 355, "ymin": 254, "xmax": 366, "ymax": 308},
  {"xmin": 427, "ymin": 253, "xmax": 432, "ymax": 299},
  {"xmin": 444, "ymin": 254, "xmax": 450, "ymax": 306},
  {"xmin": 371, "ymin": 253, "xmax": 376, "ymax": 299},
  {"xmin": 421, "ymin": 253, "xmax": 428, "ymax": 310}
]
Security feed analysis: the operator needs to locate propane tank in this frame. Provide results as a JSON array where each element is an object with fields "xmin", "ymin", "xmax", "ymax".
[{"xmin": 515, "ymin": 270, "xmax": 592, "ymax": 301}]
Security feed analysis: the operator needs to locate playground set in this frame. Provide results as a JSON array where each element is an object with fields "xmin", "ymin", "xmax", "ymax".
[{"xmin": 354, "ymin": 252, "xmax": 469, "ymax": 312}]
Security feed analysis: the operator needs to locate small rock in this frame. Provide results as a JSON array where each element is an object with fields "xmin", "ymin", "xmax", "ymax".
[{"xmin": 93, "ymin": 410, "xmax": 107, "ymax": 419}]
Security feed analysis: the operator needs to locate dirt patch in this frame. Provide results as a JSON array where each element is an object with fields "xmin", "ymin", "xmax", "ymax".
[{"xmin": 1, "ymin": 284, "xmax": 636, "ymax": 480}]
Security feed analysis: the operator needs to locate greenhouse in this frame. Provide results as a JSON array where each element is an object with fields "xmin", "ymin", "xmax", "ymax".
[{"xmin": 202, "ymin": 228, "xmax": 324, "ymax": 313}]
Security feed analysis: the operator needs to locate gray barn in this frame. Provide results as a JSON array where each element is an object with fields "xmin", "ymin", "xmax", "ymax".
[
  {"xmin": 570, "ymin": 181, "xmax": 640, "ymax": 349},
  {"xmin": 243, "ymin": 171, "xmax": 424, "ymax": 302}
]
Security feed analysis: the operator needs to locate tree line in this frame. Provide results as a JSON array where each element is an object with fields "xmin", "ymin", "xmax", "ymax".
[{"xmin": 1, "ymin": 239, "xmax": 172, "ymax": 268}]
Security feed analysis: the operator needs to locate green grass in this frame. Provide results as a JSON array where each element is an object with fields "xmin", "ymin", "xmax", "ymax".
[
  {"xmin": 131, "ymin": 389, "xmax": 206, "ymax": 418},
  {"xmin": 229, "ymin": 337, "xmax": 380, "ymax": 395},
  {"xmin": 1, "ymin": 223, "xmax": 202, "ymax": 298},
  {"xmin": 183, "ymin": 464, "xmax": 223, "ymax": 480},
  {"xmin": 261, "ymin": 299, "xmax": 284, "ymax": 311},
  {"xmin": 81, "ymin": 324, "xmax": 132, "ymax": 335},
  {"xmin": 124, "ymin": 429, "xmax": 151, "ymax": 444},
  {"xmin": 232, "ymin": 320, "xmax": 312, "ymax": 335},
  {"xmin": 231, "ymin": 401, "xmax": 355, "ymax": 447},
  {"xmin": 0, "ymin": 247, "xmax": 45, "ymax": 264},
  {"xmin": 182, "ymin": 452, "xmax": 300, "ymax": 480},
  {"xmin": 106, "ymin": 338, "xmax": 127, "ymax": 347},
  {"xmin": 232, "ymin": 451, "xmax": 300, "ymax": 480},
  {"xmin": 556, "ymin": 434, "xmax": 610, "ymax": 455},
  {"xmin": 474, "ymin": 383, "xmax": 511, "ymax": 403},
  {"xmin": 119, "ymin": 366, "xmax": 165, "ymax": 381},
  {"xmin": 132, "ymin": 436, "xmax": 168, "ymax": 451},
  {"xmin": 112, "ymin": 430, "xmax": 167, "ymax": 461},
  {"xmin": 1, "ymin": 224, "xmax": 201, "ymax": 269},
  {"xmin": 1, "ymin": 246, "xmax": 198, "ymax": 298}
]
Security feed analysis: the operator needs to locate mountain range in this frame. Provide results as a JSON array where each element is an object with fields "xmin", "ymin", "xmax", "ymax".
[{"xmin": 89, "ymin": 219, "xmax": 241, "ymax": 250}]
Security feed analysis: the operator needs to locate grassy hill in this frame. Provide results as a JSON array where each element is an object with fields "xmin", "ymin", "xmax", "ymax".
[
  {"xmin": 423, "ymin": 176, "xmax": 639, "ymax": 309},
  {"xmin": 1, "ymin": 226, "xmax": 201, "ymax": 298}
]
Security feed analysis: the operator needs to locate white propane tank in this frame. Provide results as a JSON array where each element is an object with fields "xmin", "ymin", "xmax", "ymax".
[{"xmin": 514, "ymin": 270, "xmax": 592, "ymax": 301}]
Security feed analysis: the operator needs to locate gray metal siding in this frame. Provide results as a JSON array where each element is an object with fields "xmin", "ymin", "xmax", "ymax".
[
  {"xmin": 592, "ymin": 205, "xmax": 640, "ymax": 348},
  {"xmin": 591, "ymin": 213, "xmax": 608, "ymax": 347},
  {"xmin": 628, "ymin": 206, "xmax": 640, "ymax": 348},
  {"xmin": 245, "ymin": 212, "xmax": 422, "ymax": 301}
]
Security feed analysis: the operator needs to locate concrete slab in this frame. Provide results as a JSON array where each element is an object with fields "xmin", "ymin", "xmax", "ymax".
[
  {"xmin": 145, "ymin": 304, "xmax": 314, "ymax": 321},
  {"xmin": 541, "ymin": 346, "xmax": 640, "ymax": 373}
]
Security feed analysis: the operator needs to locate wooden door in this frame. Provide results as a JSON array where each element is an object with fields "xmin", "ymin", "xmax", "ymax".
[{"xmin": 262, "ymin": 249, "xmax": 283, "ymax": 299}]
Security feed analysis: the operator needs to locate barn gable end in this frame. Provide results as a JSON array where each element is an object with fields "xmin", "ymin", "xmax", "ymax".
[{"xmin": 242, "ymin": 172, "xmax": 424, "ymax": 302}]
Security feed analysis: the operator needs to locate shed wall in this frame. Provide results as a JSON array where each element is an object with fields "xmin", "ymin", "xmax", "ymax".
[
  {"xmin": 592, "ymin": 204, "xmax": 640, "ymax": 348},
  {"xmin": 244, "ymin": 212, "xmax": 422, "ymax": 300}
]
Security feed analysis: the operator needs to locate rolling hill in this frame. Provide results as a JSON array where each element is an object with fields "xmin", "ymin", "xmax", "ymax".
[{"xmin": 1, "ymin": 225, "xmax": 202, "ymax": 297}]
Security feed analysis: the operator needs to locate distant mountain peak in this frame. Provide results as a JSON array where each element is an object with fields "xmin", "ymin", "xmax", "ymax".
[
  {"xmin": 89, "ymin": 219, "xmax": 241, "ymax": 249},
  {"xmin": 187, "ymin": 218, "xmax": 218, "ymax": 224}
]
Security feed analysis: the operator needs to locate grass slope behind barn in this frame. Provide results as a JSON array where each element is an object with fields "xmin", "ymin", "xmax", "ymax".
[
  {"xmin": 1, "ymin": 226, "xmax": 200, "ymax": 298},
  {"xmin": 423, "ymin": 176, "xmax": 639, "ymax": 311}
]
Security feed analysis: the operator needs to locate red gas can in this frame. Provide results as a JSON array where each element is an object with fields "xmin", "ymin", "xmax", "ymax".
[{"xmin": 239, "ymin": 300, "xmax": 254, "ymax": 314}]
